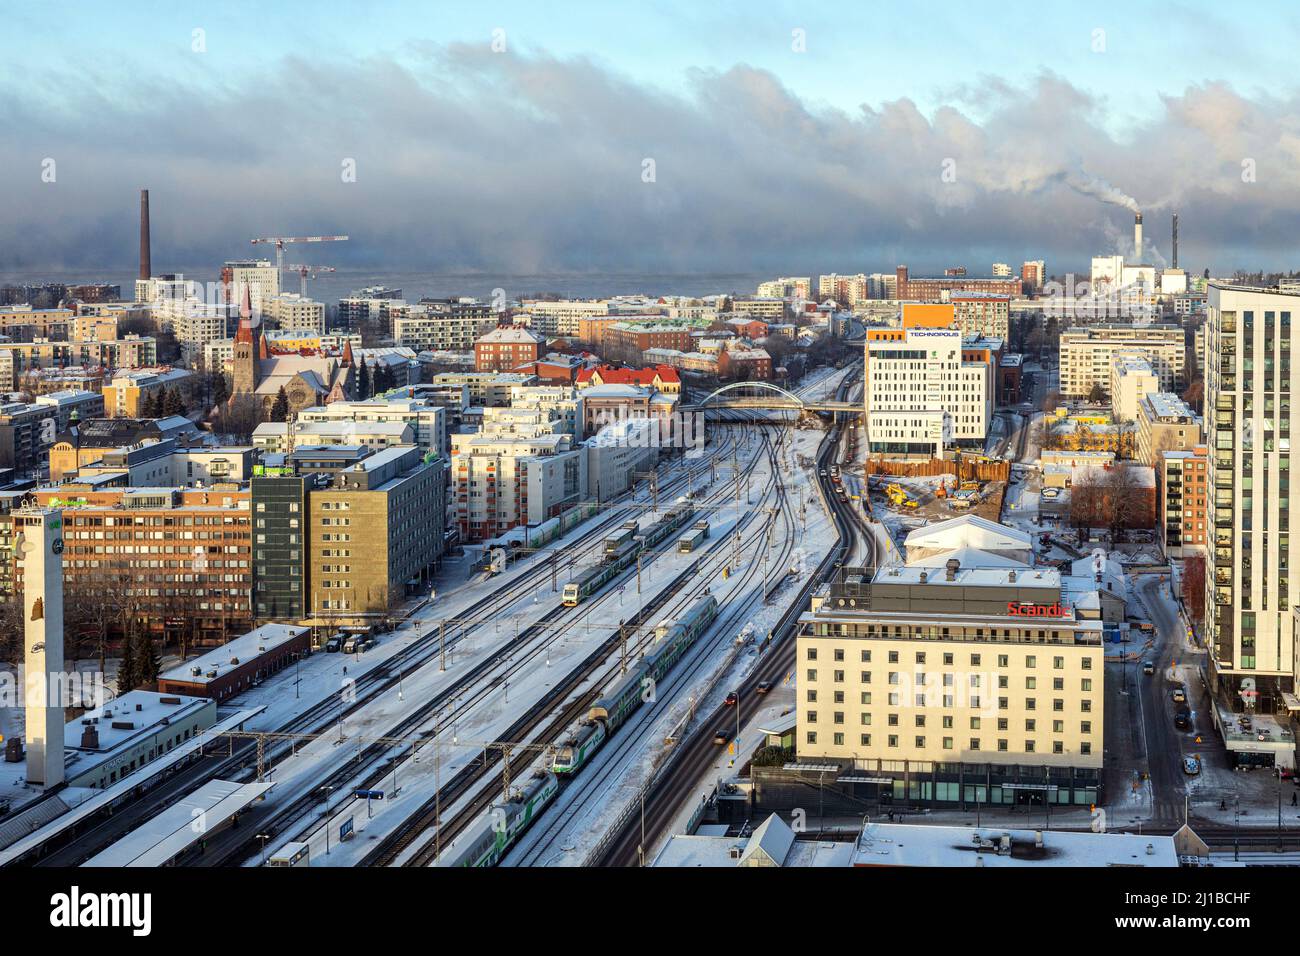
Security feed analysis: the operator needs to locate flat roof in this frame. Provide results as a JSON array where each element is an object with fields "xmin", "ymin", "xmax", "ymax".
[
  {"xmin": 851, "ymin": 824, "xmax": 1179, "ymax": 867},
  {"xmin": 66, "ymin": 690, "xmax": 212, "ymax": 754},
  {"xmin": 158, "ymin": 623, "xmax": 309, "ymax": 686},
  {"xmin": 81, "ymin": 779, "xmax": 274, "ymax": 867}
]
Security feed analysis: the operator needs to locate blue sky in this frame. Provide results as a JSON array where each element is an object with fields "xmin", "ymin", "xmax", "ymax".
[{"xmin": 5, "ymin": 1, "xmax": 1300, "ymax": 275}]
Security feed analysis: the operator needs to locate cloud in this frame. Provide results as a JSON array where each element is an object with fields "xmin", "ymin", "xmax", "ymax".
[{"xmin": 4, "ymin": 47, "xmax": 1300, "ymax": 277}]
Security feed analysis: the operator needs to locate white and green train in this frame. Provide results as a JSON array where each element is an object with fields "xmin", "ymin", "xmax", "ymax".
[
  {"xmin": 436, "ymin": 769, "xmax": 560, "ymax": 867},
  {"xmin": 562, "ymin": 500, "xmax": 696, "ymax": 606},
  {"xmin": 551, "ymin": 593, "xmax": 719, "ymax": 775}
]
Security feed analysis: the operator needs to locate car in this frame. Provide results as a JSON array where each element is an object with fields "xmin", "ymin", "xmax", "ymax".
[
  {"xmin": 756, "ymin": 680, "xmax": 774, "ymax": 695},
  {"xmin": 724, "ymin": 691, "xmax": 739, "ymax": 707},
  {"xmin": 1171, "ymin": 688, "xmax": 1186, "ymax": 704},
  {"xmin": 1183, "ymin": 756, "xmax": 1201, "ymax": 776},
  {"xmin": 712, "ymin": 729, "xmax": 732, "ymax": 745},
  {"xmin": 325, "ymin": 638, "xmax": 341, "ymax": 653},
  {"xmin": 1142, "ymin": 660, "xmax": 1155, "ymax": 675},
  {"xmin": 1174, "ymin": 712, "xmax": 1192, "ymax": 731}
]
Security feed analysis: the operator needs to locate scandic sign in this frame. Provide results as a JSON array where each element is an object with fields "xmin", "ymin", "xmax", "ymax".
[{"xmin": 1007, "ymin": 602, "xmax": 1071, "ymax": 617}]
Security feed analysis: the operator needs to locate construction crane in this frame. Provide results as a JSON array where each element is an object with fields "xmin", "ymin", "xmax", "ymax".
[
  {"xmin": 285, "ymin": 264, "xmax": 336, "ymax": 297},
  {"xmin": 249, "ymin": 235, "xmax": 349, "ymax": 282}
]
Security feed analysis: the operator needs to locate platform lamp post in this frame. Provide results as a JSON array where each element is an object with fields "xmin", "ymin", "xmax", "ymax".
[
  {"xmin": 256, "ymin": 832, "xmax": 271, "ymax": 865},
  {"xmin": 320, "ymin": 785, "xmax": 336, "ymax": 855}
]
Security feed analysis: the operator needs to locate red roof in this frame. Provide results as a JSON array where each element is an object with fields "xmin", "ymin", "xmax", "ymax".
[{"xmin": 576, "ymin": 364, "xmax": 680, "ymax": 387}]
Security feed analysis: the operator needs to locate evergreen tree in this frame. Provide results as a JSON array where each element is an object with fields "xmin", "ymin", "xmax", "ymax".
[
  {"xmin": 211, "ymin": 370, "xmax": 231, "ymax": 406},
  {"xmin": 163, "ymin": 386, "xmax": 186, "ymax": 417},
  {"xmin": 116, "ymin": 633, "xmax": 137, "ymax": 695},
  {"xmin": 136, "ymin": 632, "xmax": 161, "ymax": 685},
  {"xmin": 358, "ymin": 361, "xmax": 372, "ymax": 400},
  {"xmin": 374, "ymin": 363, "xmax": 394, "ymax": 394},
  {"xmin": 270, "ymin": 386, "xmax": 290, "ymax": 423}
]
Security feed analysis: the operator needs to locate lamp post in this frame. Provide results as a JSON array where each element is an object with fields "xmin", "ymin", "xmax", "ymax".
[{"xmin": 319, "ymin": 784, "xmax": 336, "ymax": 855}]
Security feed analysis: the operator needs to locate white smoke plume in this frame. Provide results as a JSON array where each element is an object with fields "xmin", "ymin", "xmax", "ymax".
[{"xmin": 1064, "ymin": 171, "xmax": 1140, "ymax": 213}]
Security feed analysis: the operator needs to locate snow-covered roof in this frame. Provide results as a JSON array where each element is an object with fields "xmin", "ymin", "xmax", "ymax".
[
  {"xmin": 904, "ymin": 514, "xmax": 1031, "ymax": 556},
  {"xmin": 851, "ymin": 824, "xmax": 1178, "ymax": 867},
  {"xmin": 738, "ymin": 814, "xmax": 795, "ymax": 866}
]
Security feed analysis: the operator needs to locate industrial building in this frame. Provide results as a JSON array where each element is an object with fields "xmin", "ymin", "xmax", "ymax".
[{"xmin": 157, "ymin": 623, "xmax": 312, "ymax": 701}]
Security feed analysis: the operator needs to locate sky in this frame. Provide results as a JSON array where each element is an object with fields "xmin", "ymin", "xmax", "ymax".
[{"xmin": 4, "ymin": 0, "xmax": 1300, "ymax": 279}]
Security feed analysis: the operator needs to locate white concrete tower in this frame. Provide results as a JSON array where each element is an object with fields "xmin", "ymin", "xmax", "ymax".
[{"xmin": 16, "ymin": 508, "xmax": 65, "ymax": 788}]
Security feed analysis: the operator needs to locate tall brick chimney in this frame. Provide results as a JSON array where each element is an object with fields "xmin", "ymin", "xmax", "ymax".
[{"xmin": 139, "ymin": 189, "xmax": 151, "ymax": 280}]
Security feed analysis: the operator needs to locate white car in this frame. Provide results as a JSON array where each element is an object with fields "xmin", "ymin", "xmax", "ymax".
[{"xmin": 1182, "ymin": 756, "xmax": 1201, "ymax": 776}]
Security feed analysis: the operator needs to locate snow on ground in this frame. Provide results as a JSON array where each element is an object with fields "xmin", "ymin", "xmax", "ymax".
[
  {"xmin": 246, "ymin": 423, "xmax": 835, "ymax": 865},
  {"xmin": 503, "ymin": 428, "xmax": 840, "ymax": 865}
]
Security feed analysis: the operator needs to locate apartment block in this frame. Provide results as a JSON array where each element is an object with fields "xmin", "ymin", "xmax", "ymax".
[
  {"xmin": 1204, "ymin": 285, "xmax": 1300, "ymax": 709},
  {"xmin": 1158, "ymin": 446, "xmax": 1208, "ymax": 559},
  {"xmin": 1109, "ymin": 354, "xmax": 1160, "ymax": 422},
  {"xmin": 1135, "ymin": 392, "xmax": 1203, "ymax": 467},
  {"xmin": 1058, "ymin": 324, "xmax": 1186, "ymax": 398}
]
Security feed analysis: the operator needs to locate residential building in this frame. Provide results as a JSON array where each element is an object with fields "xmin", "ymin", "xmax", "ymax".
[
  {"xmin": 221, "ymin": 260, "xmax": 280, "ymax": 311},
  {"xmin": 1158, "ymin": 446, "xmax": 1209, "ymax": 558},
  {"xmin": 1021, "ymin": 260, "xmax": 1046, "ymax": 292},
  {"xmin": 0, "ymin": 391, "xmax": 105, "ymax": 477},
  {"xmin": 1204, "ymin": 285, "xmax": 1300, "ymax": 709},
  {"xmin": 474, "ymin": 325, "xmax": 545, "ymax": 372},
  {"xmin": 102, "ymin": 367, "xmax": 194, "ymax": 418},
  {"xmin": 48, "ymin": 415, "xmax": 200, "ymax": 482},
  {"xmin": 261, "ymin": 293, "xmax": 325, "ymax": 334},
  {"xmin": 1058, "ymin": 325, "xmax": 1187, "ymax": 398},
  {"xmin": 1135, "ymin": 392, "xmax": 1203, "ymax": 466},
  {"xmin": 393, "ymin": 299, "xmax": 496, "ymax": 352},
  {"xmin": 576, "ymin": 364, "xmax": 682, "ymax": 394},
  {"xmin": 951, "ymin": 293, "xmax": 1010, "ymax": 340},
  {"xmin": 0, "ymin": 336, "xmax": 157, "ymax": 390},
  {"xmin": 1109, "ymin": 354, "xmax": 1161, "ymax": 422},
  {"xmin": 303, "ymin": 446, "xmax": 445, "ymax": 623},
  {"xmin": 895, "ymin": 266, "xmax": 1021, "ymax": 302},
  {"xmin": 452, "ymin": 433, "xmax": 583, "ymax": 541}
]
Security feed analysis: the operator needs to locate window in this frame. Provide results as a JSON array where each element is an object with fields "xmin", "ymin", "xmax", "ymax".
[
  {"xmin": 860, "ymin": 649, "xmax": 871, "ymax": 662},
  {"xmin": 969, "ymin": 738, "xmax": 981, "ymax": 751},
  {"xmin": 806, "ymin": 711, "xmax": 818, "ymax": 723},
  {"xmin": 834, "ymin": 648, "xmax": 845, "ymax": 662},
  {"xmin": 860, "ymin": 734, "xmax": 871, "ymax": 746},
  {"xmin": 807, "ymin": 732, "xmax": 817, "ymax": 745},
  {"xmin": 806, "ymin": 647, "xmax": 818, "ymax": 660},
  {"xmin": 807, "ymin": 669, "xmax": 817, "ymax": 682},
  {"xmin": 943, "ymin": 737, "xmax": 954, "ymax": 750},
  {"xmin": 806, "ymin": 690, "xmax": 817, "ymax": 702}
]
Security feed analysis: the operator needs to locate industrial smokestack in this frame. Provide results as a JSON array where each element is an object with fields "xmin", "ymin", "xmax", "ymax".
[
  {"xmin": 139, "ymin": 189, "xmax": 151, "ymax": 281},
  {"xmin": 1134, "ymin": 211, "xmax": 1143, "ymax": 262},
  {"xmin": 1172, "ymin": 213, "xmax": 1179, "ymax": 269}
]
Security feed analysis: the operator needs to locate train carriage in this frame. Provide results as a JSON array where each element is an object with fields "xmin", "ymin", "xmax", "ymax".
[
  {"xmin": 550, "ymin": 718, "xmax": 607, "ymax": 774},
  {"xmin": 437, "ymin": 769, "xmax": 559, "ymax": 868}
]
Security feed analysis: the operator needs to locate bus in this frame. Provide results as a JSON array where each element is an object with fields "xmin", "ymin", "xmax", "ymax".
[{"xmin": 268, "ymin": 842, "xmax": 310, "ymax": 867}]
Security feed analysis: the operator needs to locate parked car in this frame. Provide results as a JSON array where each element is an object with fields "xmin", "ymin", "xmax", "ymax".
[
  {"xmin": 325, "ymin": 638, "xmax": 341, "ymax": 653},
  {"xmin": 1171, "ymin": 687, "xmax": 1186, "ymax": 704},
  {"xmin": 1142, "ymin": 660, "xmax": 1155, "ymax": 675},
  {"xmin": 756, "ymin": 680, "xmax": 774, "ymax": 695},
  {"xmin": 1182, "ymin": 756, "xmax": 1201, "ymax": 776}
]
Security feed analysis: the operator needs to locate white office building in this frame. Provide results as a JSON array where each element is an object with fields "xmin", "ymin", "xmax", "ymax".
[{"xmin": 864, "ymin": 327, "xmax": 993, "ymax": 456}]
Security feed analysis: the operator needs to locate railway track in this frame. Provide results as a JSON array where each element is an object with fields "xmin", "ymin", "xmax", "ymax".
[
  {"xmin": 505, "ymin": 428, "xmax": 798, "ymax": 866},
  {"xmin": 368, "ymin": 428, "xmax": 791, "ymax": 866},
  {"xmin": 593, "ymin": 367, "xmax": 869, "ymax": 865}
]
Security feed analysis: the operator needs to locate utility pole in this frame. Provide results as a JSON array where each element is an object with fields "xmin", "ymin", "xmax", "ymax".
[
  {"xmin": 619, "ymin": 619, "xmax": 629, "ymax": 675},
  {"xmin": 500, "ymin": 745, "xmax": 513, "ymax": 802},
  {"xmin": 439, "ymin": 620, "xmax": 446, "ymax": 672}
]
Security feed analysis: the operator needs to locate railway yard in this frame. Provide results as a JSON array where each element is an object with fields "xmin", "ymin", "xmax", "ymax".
[{"xmin": 12, "ymin": 365, "xmax": 868, "ymax": 869}]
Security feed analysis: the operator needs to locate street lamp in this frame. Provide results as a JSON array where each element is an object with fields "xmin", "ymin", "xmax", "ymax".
[{"xmin": 256, "ymin": 832, "xmax": 271, "ymax": 865}]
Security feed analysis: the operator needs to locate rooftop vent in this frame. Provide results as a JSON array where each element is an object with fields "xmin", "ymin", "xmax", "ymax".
[{"xmin": 945, "ymin": 558, "xmax": 961, "ymax": 581}]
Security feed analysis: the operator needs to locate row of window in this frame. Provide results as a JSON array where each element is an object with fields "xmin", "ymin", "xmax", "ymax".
[{"xmin": 805, "ymin": 731, "xmax": 1093, "ymax": 755}]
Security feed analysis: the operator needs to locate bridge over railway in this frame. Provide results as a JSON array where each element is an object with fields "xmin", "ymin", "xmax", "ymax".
[{"xmin": 682, "ymin": 380, "xmax": 861, "ymax": 416}]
